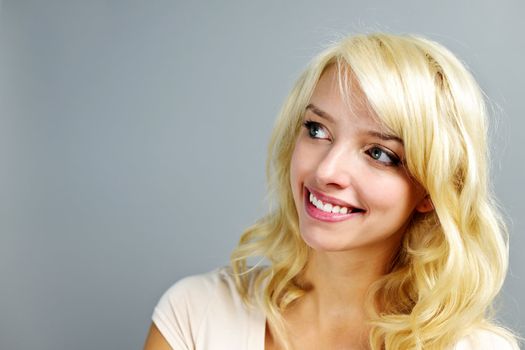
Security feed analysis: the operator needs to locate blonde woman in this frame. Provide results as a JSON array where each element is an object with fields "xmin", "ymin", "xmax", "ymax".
[{"xmin": 144, "ymin": 33, "xmax": 519, "ymax": 349}]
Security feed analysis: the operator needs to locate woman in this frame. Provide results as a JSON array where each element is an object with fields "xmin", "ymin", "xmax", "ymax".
[{"xmin": 144, "ymin": 33, "xmax": 519, "ymax": 349}]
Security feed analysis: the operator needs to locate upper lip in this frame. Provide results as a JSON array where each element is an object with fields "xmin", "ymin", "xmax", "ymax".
[{"xmin": 307, "ymin": 187, "xmax": 365, "ymax": 210}]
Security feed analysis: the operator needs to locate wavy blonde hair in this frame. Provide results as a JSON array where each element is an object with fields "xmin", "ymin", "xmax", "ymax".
[{"xmin": 231, "ymin": 33, "xmax": 517, "ymax": 349}]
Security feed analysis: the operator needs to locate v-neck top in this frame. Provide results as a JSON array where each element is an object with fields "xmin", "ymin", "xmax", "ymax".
[
  {"xmin": 152, "ymin": 267, "xmax": 517, "ymax": 350},
  {"xmin": 152, "ymin": 267, "xmax": 266, "ymax": 350}
]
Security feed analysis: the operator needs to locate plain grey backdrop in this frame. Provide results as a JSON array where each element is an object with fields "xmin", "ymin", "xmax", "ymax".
[{"xmin": 1, "ymin": 1, "xmax": 523, "ymax": 349}]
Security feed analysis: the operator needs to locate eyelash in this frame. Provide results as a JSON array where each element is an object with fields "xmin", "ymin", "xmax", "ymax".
[
  {"xmin": 303, "ymin": 120, "xmax": 329, "ymax": 140},
  {"xmin": 365, "ymin": 146, "xmax": 401, "ymax": 166},
  {"xmin": 302, "ymin": 120, "xmax": 401, "ymax": 167}
]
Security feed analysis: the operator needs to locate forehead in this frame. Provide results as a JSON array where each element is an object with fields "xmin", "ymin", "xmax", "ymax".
[{"xmin": 308, "ymin": 65, "xmax": 386, "ymax": 132}]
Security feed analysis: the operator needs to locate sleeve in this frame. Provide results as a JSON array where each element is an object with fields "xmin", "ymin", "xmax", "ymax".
[
  {"xmin": 152, "ymin": 275, "xmax": 212, "ymax": 350},
  {"xmin": 453, "ymin": 329, "xmax": 520, "ymax": 350}
]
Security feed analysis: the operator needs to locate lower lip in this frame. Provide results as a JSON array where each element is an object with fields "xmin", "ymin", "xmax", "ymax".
[{"xmin": 304, "ymin": 189, "xmax": 363, "ymax": 223}]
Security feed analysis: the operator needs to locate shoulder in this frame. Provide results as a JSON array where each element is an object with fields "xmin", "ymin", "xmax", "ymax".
[
  {"xmin": 152, "ymin": 267, "xmax": 241, "ymax": 329},
  {"xmin": 152, "ymin": 266, "xmax": 266, "ymax": 349},
  {"xmin": 452, "ymin": 329, "xmax": 519, "ymax": 350},
  {"xmin": 157, "ymin": 267, "xmax": 234, "ymax": 303},
  {"xmin": 155, "ymin": 266, "xmax": 261, "ymax": 311}
]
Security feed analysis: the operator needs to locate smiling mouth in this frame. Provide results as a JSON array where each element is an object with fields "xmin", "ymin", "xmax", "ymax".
[{"xmin": 308, "ymin": 191, "xmax": 365, "ymax": 215}]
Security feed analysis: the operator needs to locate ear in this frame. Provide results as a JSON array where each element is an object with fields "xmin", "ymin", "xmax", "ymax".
[{"xmin": 415, "ymin": 195, "xmax": 434, "ymax": 213}]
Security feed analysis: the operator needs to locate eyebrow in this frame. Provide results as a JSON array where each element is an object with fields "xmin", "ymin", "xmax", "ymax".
[
  {"xmin": 305, "ymin": 103, "xmax": 403, "ymax": 144},
  {"xmin": 366, "ymin": 131, "xmax": 403, "ymax": 144},
  {"xmin": 305, "ymin": 103, "xmax": 335, "ymax": 123}
]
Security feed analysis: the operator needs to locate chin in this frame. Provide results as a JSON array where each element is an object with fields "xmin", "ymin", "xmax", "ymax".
[
  {"xmin": 299, "ymin": 229, "xmax": 358, "ymax": 252},
  {"xmin": 299, "ymin": 225, "xmax": 404, "ymax": 254}
]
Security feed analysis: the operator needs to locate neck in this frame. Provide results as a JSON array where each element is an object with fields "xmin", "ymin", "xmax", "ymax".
[{"xmin": 298, "ymin": 244, "xmax": 398, "ymax": 317}]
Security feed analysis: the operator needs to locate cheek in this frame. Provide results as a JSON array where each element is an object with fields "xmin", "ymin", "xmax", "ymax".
[
  {"xmin": 365, "ymin": 175, "xmax": 420, "ymax": 213},
  {"xmin": 289, "ymin": 144, "xmax": 304, "ymax": 201},
  {"xmin": 290, "ymin": 141, "xmax": 319, "ymax": 205},
  {"xmin": 290, "ymin": 141, "xmax": 310, "ymax": 183}
]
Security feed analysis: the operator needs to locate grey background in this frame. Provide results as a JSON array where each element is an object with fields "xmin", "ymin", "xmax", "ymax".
[{"xmin": 0, "ymin": 1, "xmax": 523, "ymax": 349}]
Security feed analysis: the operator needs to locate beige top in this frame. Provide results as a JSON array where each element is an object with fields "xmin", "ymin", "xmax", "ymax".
[
  {"xmin": 153, "ymin": 267, "xmax": 266, "ymax": 350},
  {"xmin": 152, "ymin": 267, "xmax": 517, "ymax": 350}
]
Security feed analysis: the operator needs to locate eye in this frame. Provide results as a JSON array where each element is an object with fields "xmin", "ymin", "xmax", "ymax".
[
  {"xmin": 366, "ymin": 146, "xmax": 401, "ymax": 166},
  {"xmin": 303, "ymin": 120, "xmax": 330, "ymax": 140}
]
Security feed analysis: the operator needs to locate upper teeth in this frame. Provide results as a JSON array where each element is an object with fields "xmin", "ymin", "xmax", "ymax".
[{"xmin": 309, "ymin": 192, "xmax": 350, "ymax": 214}]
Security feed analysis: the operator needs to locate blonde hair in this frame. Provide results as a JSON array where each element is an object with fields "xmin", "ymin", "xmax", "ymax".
[{"xmin": 231, "ymin": 33, "xmax": 517, "ymax": 349}]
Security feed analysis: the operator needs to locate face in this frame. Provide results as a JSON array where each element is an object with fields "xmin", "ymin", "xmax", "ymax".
[{"xmin": 290, "ymin": 65, "xmax": 430, "ymax": 254}]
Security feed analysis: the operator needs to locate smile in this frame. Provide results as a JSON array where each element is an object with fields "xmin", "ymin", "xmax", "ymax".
[
  {"xmin": 305, "ymin": 188, "xmax": 365, "ymax": 222},
  {"xmin": 309, "ymin": 192, "xmax": 350, "ymax": 214}
]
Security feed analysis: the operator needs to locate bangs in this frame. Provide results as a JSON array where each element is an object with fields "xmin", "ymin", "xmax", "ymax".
[
  {"xmin": 332, "ymin": 58, "xmax": 403, "ymax": 143},
  {"xmin": 329, "ymin": 34, "xmax": 445, "ymax": 183}
]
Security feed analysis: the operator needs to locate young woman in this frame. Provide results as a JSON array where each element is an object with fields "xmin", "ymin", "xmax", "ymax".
[{"xmin": 144, "ymin": 33, "xmax": 519, "ymax": 349}]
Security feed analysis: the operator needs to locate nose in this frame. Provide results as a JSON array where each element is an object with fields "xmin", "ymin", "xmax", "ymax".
[{"xmin": 314, "ymin": 143, "xmax": 355, "ymax": 189}]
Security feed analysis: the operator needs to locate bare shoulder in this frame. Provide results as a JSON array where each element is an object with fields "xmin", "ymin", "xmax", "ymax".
[
  {"xmin": 453, "ymin": 329, "xmax": 520, "ymax": 350},
  {"xmin": 143, "ymin": 323, "xmax": 172, "ymax": 350}
]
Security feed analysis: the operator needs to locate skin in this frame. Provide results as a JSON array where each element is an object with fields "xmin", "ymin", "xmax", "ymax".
[
  {"xmin": 265, "ymin": 65, "xmax": 432, "ymax": 349},
  {"xmin": 143, "ymin": 323, "xmax": 171, "ymax": 350}
]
